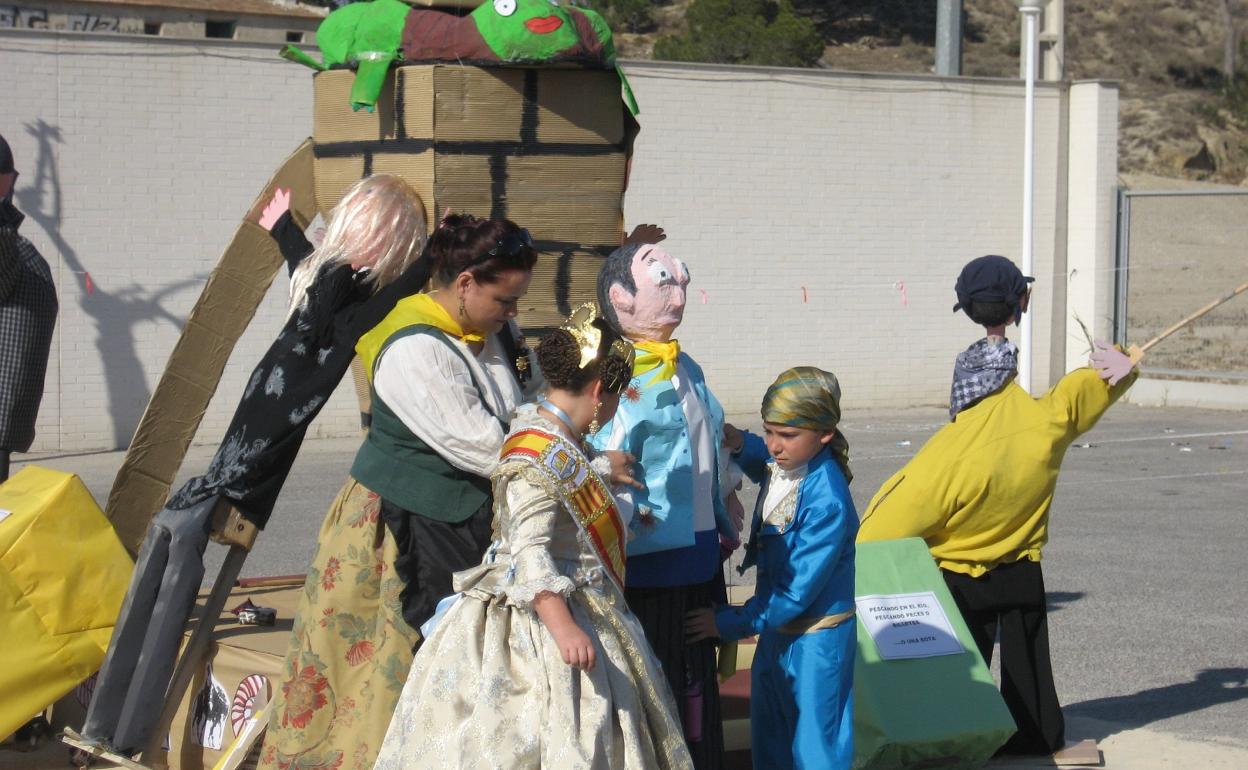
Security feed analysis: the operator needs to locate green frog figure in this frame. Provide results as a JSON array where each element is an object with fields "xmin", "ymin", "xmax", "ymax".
[{"xmin": 285, "ymin": 0, "xmax": 637, "ymax": 115}]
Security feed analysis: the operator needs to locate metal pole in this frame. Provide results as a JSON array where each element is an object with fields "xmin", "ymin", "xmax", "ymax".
[
  {"xmin": 936, "ymin": 0, "xmax": 963, "ymax": 76},
  {"xmin": 1016, "ymin": 1, "xmax": 1047, "ymax": 393}
]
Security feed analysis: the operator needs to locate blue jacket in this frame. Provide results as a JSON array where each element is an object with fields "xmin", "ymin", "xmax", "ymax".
[
  {"xmin": 716, "ymin": 442, "xmax": 858, "ymax": 640},
  {"xmin": 590, "ymin": 352, "xmax": 734, "ymax": 586}
]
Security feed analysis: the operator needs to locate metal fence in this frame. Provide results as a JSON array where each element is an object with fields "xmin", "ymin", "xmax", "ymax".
[{"xmin": 1115, "ymin": 188, "xmax": 1248, "ymax": 381}]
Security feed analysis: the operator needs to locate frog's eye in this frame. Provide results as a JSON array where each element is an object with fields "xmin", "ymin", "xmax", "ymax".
[
  {"xmin": 494, "ymin": 0, "xmax": 517, "ymax": 16},
  {"xmin": 646, "ymin": 260, "xmax": 673, "ymax": 286}
]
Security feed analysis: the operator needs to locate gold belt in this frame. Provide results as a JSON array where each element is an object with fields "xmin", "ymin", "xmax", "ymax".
[{"xmin": 777, "ymin": 608, "xmax": 856, "ymax": 635}]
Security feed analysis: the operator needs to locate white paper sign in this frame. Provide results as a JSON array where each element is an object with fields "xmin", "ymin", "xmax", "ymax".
[{"xmin": 855, "ymin": 591, "xmax": 964, "ymax": 660}]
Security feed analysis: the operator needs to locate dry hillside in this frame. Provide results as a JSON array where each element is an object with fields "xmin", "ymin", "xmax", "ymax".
[{"xmin": 616, "ymin": 0, "xmax": 1248, "ymax": 184}]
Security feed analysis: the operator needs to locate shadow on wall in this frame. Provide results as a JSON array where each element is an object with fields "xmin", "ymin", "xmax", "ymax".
[
  {"xmin": 17, "ymin": 119, "xmax": 203, "ymax": 449},
  {"xmin": 1066, "ymin": 668, "xmax": 1248, "ymax": 739}
]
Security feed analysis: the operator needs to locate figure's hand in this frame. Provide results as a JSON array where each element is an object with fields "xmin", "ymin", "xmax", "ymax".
[
  {"xmin": 1091, "ymin": 340, "xmax": 1137, "ymax": 385},
  {"xmin": 604, "ymin": 450, "xmax": 645, "ymax": 491},
  {"xmin": 722, "ymin": 423, "xmax": 744, "ymax": 454},
  {"xmin": 623, "ymin": 223, "xmax": 666, "ymax": 245},
  {"xmin": 685, "ymin": 607, "xmax": 720, "ymax": 644},
  {"xmin": 551, "ymin": 621, "xmax": 596, "ymax": 671},
  {"xmin": 258, "ymin": 187, "xmax": 291, "ymax": 231}
]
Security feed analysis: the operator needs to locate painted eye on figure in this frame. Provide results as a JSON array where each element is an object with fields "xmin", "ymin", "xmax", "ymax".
[
  {"xmin": 494, "ymin": 0, "xmax": 517, "ymax": 16},
  {"xmin": 646, "ymin": 260, "xmax": 673, "ymax": 286}
]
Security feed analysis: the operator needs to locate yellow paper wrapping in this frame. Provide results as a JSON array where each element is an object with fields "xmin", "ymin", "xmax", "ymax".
[{"xmin": 0, "ymin": 466, "xmax": 133, "ymax": 737}]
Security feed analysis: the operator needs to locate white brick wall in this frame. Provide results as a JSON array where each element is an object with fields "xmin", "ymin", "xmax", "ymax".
[
  {"xmin": 2, "ymin": 31, "xmax": 1115, "ymax": 451},
  {"xmin": 622, "ymin": 61, "xmax": 1073, "ymax": 415}
]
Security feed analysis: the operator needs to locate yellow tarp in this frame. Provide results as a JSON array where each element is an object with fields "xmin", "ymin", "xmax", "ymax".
[{"xmin": 0, "ymin": 466, "xmax": 133, "ymax": 738}]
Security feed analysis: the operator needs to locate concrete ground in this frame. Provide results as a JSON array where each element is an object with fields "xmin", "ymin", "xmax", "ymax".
[{"xmin": 4, "ymin": 402, "xmax": 1246, "ymax": 768}]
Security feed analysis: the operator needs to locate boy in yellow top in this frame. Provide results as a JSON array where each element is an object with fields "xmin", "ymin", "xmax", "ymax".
[{"xmin": 858, "ymin": 255, "xmax": 1139, "ymax": 756}]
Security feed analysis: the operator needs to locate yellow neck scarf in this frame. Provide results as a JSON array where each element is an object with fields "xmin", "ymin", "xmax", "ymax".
[
  {"xmin": 356, "ymin": 292, "xmax": 485, "ymax": 381},
  {"xmin": 632, "ymin": 339, "xmax": 681, "ymax": 385}
]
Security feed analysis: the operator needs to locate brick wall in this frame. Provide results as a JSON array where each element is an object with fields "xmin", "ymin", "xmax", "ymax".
[
  {"xmin": 1, "ymin": 31, "xmax": 1112, "ymax": 451},
  {"xmin": 623, "ymin": 61, "xmax": 1069, "ymax": 415}
]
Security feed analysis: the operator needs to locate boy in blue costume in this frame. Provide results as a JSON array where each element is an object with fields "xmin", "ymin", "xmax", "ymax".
[
  {"xmin": 591, "ymin": 242, "xmax": 737, "ymax": 768},
  {"xmin": 687, "ymin": 367, "xmax": 858, "ymax": 770}
]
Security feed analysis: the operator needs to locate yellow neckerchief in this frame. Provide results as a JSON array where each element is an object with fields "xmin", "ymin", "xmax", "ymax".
[
  {"xmin": 632, "ymin": 339, "xmax": 681, "ymax": 385},
  {"xmin": 356, "ymin": 292, "xmax": 486, "ymax": 382}
]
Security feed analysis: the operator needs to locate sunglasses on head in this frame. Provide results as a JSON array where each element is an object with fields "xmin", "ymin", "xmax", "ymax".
[{"xmin": 486, "ymin": 228, "xmax": 534, "ymax": 258}]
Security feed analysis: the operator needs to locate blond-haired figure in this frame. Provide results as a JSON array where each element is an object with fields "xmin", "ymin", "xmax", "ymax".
[
  {"xmin": 283, "ymin": 174, "xmax": 428, "ymax": 316},
  {"xmin": 81, "ymin": 174, "xmax": 431, "ymax": 755}
]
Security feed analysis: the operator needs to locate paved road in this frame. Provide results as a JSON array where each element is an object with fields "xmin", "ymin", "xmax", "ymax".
[{"xmin": 16, "ymin": 401, "xmax": 1248, "ymax": 759}]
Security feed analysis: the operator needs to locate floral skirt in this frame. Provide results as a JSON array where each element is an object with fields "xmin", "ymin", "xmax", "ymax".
[{"xmin": 257, "ymin": 478, "xmax": 419, "ymax": 770}]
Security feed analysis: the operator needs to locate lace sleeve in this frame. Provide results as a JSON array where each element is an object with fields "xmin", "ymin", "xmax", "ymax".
[{"xmin": 501, "ymin": 473, "xmax": 575, "ymax": 607}]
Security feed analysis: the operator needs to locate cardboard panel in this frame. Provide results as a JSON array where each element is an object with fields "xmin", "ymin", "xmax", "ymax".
[
  {"xmin": 431, "ymin": 67, "xmax": 527, "ymax": 141},
  {"xmin": 530, "ymin": 69, "xmax": 626, "ymax": 145},
  {"xmin": 429, "ymin": 153, "xmax": 496, "ymax": 219},
  {"xmin": 396, "ymin": 66, "xmax": 435, "ymax": 140},
  {"xmin": 313, "ymin": 155, "xmax": 367, "ymax": 217},
  {"xmin": 521, "ymin": 248, "xmax": 607, "ymax": 334},
  {"xmin": 313, "ymin": 70, "xmax": 401, "ymax": 145},
  {"xmin": 496, "ymin": 154, "xmax": 626, "ymax": 245},
  {"xmin": 151, "ymin": 582, "xmax": 304, "ymax": 770}
]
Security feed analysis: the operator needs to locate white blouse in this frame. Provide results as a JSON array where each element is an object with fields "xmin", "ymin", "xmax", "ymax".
[
  {"xmin": 372, "ymin": 323, "xmax": 537, "ymax": 477},
  {"xmin": 761, "ymin": 462, "xmax": 807, "ymax": 529}
]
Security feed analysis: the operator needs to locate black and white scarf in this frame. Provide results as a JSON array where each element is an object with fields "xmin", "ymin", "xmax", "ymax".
[{"xmin": 949, "ymin": 338, "xmax": 1018, "ymax": 419}]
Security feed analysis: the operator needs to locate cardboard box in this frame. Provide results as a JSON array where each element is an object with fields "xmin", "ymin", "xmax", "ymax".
[{"xmin": 312, "ymin": 64, "xmax": 630, "ymax": 337}]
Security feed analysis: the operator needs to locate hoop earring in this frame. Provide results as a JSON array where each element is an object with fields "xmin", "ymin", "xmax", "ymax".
[{"xmin": 588, "ymin": 401, "xmax": 601, "ymax": 436}]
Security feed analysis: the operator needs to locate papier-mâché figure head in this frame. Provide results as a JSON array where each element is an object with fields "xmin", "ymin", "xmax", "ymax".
[{"xmin": 597, "ymin": 243, "xmax": 690, "ymax": 342}]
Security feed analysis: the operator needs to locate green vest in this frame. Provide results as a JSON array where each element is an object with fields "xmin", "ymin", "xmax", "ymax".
[{"xmin": 350, "ymin": 325, "xmax": 503, "ymax": 522}]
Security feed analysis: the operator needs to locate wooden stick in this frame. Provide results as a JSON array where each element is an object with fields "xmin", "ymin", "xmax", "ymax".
[
  {"xmin": 1138, "ymin": 280, "xmax": 1248, "ymax": 354},
  {"xmin": 210, "ymin": 700, "xmax": 273, "ymax": 770}
]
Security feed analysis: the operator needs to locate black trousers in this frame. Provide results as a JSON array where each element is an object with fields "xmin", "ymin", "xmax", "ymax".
[
  {"xmin": 381, "ymin": 496, "xmax": 495, "ymax": 635},
  {"xmin": 626, "ymin": 576, "xmax": 726, "ymax": 770},
  {"xmin": 942, "ymin": 559, "xmax": 1065, "ymax": 756}
]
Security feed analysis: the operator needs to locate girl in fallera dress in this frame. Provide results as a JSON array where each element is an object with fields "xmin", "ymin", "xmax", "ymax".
[
  {"xmin": 373, "ymin": 303, "xmax": 693, "ymax": 770},
  {"xmin": 687, "ymin": 367, "xmax": 858, "ymax": 770}
]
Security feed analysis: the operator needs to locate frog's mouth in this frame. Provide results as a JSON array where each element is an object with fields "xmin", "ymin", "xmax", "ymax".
[{"xmin": 524, "ymin": 15, "xmax": 564, "ymax": 35}]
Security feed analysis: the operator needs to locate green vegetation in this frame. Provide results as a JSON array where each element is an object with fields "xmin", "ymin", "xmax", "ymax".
[
  {"xmin": 653, "ymin": 0, "xmax": 824, "ymax": 68},
  {"xmin": 583, "ymin": 0, "xmax": 659, "ymax": 34}
]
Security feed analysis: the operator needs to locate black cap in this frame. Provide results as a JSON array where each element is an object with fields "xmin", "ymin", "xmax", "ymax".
[
  {"xmin": 0, "ymin": 134, "xmax": 13, "ymax": 175},
  {"xmin": 952, "ymin": 255, "xmax": 1034, "ymax": 313}
]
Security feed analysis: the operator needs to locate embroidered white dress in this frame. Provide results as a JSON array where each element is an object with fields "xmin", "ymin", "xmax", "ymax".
[{"xmin": 372, "ymin": 408, "xmax": 692, "ymax": 770}]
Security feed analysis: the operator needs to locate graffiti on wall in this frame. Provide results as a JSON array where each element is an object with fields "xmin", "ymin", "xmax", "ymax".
[
  {"xmin": 1, "ymin": 6, "xmax": 122, "ymax": 32},
  {"xmin": 0, "ymin": 6, "xmax": 49, "ymax": 28},
  {"xmin": 69, "ymin": 14, "xmax": 120, "ymax": 32}
]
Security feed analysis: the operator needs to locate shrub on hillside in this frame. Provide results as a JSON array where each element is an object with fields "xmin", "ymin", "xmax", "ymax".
[
  {"xmin": 584, "ymin": 0, "xmax": 659, "ymax": 34},
  {"xmin": 653, "ymin": 0, "xmax": 824, "ymax": 68}
]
